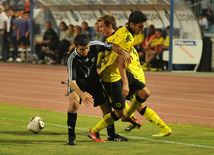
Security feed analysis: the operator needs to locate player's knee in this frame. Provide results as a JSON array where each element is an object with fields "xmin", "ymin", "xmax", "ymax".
[
  {"xmin": 100, "ymin": 102, "xmax": 112, "ymax": 115},
  {"xmin": 138, "ymin": 88, "xmax": 151, "ymax": 101},
  {"xmin": 69, "ymin": 96, "xmax": 80, "ymax": 111},
  {"xmin": 115, "ymin": 110, "xmax": 125, "ymax": 118}
]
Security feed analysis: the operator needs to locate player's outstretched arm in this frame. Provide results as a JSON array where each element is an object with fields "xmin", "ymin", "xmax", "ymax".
[
  {"xmin": 118, "ymin": 54, "xmax": 129, "ymax": 98},
  {"xmin": 69, "ymin": 81, "xmax": 94, "ymax": 106},
  {"xmin": 112, "ymin": 44, "xmax": 132, "ymax": 65}
]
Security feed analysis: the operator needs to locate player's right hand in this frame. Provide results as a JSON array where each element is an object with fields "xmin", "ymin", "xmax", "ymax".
[
  {"xmin": 122, "ymin": 83, "xmax": 129, "ymax": 98},
  {"xmin": 81, "ymin": 92, "xmax": 94, "ymax": 107}
]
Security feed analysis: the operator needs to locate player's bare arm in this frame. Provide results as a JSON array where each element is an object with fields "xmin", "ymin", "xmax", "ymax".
[
  {"xmin": 69, "ymin": 81, "xmax": 94, "ymax": 107},
  {"xmin": 112, "ymin": 44, "xmax": 132, "ymax": 65},
  {"xmin": 118, "ymin": 54, "xmax": 129, "ymax": 98}
]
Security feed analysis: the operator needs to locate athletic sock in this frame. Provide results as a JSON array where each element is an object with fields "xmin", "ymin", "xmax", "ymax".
[
  {"xmin": 125, "ymin": 95, "xmax": 144, "ymax": 118},
  {"xmin": 67, "ymin": 111, "xmax": 77, "ymax": 139},
  {"xmin": 107, "ymin": 124, "xmax": 115, "ymax": 137},
  {"xmin": 140, "ymin": 106, "xmax": 169, "ymax": 130},
  {"xmin": 125, "ymin": 102, "xmax": 136, "ymax": 119},
  {"xmin": 91, "ymin": 112, "xmax": 119, "ymax": 133}
]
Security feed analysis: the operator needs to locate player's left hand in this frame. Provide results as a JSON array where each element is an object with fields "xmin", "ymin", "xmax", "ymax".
[
  {"xmin": 121, "ymin": 50, "xmax": 132, "ymax": 65},
  {"xmin": 81, "ymin": 92, "xmax": 94, "ymax": 107}
]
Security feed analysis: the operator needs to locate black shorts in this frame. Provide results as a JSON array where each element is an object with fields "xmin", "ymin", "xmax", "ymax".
[
  {"xmin": 102, "ymin": 71, "xmax": 146, "ymax": 110},
  {"xmin": 11, "ymin": 35, "xmax": 18, "ymax": 45},
  {"xmin": 102, "ymin": 80, "xmax": 125, "ymax": 110},
  {"xmin": 19, "ymin": 36, "xmax": 30, "ymax": 46},
  {"xmin": 126, "ymin": 71, "xmax": 146, "ymax": 100},
  {"xmin": 69, "ymin": 78, "xmax": 108, "ymax": 107}
]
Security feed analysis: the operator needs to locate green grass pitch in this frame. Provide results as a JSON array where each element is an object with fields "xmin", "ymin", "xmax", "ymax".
[{"xmin": 0, "ymin": 103, "xmax": 214, "ymax": 155}]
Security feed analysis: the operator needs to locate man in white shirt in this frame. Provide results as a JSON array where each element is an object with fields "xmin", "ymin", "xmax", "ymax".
[
  {"xmin": 0, "ymin": 5, "xmax": 8, "ymax": 61},
  {"xmin": 199, "ymin": 14, "xmax": 208, "ymax": 33}
]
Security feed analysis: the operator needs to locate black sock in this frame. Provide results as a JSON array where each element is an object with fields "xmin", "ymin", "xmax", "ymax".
[
  {"xmin": 139, "ymin": 106, "xmax": 147, "ymax": 116},
  {"xmin": 67, "ymin": 111, "xmax": 77, "ymax": 140},
  {"xmin": 107, "ymin": 124, "xmax": 115, "ymax": 137}
]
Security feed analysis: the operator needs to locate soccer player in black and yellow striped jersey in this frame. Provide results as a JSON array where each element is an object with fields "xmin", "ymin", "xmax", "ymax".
[{"xmin": 88, "ymin": 11, "xmax": 172, "ymax": 141}]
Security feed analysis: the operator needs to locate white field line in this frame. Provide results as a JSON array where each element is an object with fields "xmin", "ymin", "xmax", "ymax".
[{"xmin": 0, "ymin": 117, "xmax": 214, "ymax": 150}]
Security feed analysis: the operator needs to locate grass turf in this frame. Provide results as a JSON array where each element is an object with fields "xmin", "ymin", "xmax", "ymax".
[{"xmin": 0, "ymin": 103, "xmax": 214, "ymax": 155}]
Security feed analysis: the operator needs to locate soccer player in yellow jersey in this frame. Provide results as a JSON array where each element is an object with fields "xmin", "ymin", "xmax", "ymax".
[{"xmin": 88, "ymin": 11, "xmax": 171, "ymax": 142}]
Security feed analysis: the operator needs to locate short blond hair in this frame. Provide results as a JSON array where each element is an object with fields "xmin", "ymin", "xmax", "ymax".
[{"xmin": 97, "ymin": 14, "xmax": 117, "ymax": 30}]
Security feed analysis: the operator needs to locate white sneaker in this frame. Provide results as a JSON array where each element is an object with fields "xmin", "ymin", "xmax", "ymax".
[
  {"xmin": 7, "ymin": 57, "xmax": 13, "ymax": 62},
  {"xmin": 46, "ymin": 59, "xmax": 53, "ymax": 65},
  {"xmin": 15, "ymin": 57, "xmax": 22, "ymax": 62}
]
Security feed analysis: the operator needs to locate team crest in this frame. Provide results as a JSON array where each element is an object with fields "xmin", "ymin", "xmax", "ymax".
[{"xmin": 115, "ymin": 102, "xmax": 122, "ymax": 108}]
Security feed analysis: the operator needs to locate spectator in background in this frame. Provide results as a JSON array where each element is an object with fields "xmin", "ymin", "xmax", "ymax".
[
  {"xmin": 24, "ymin": 11, "xmax": 31, "ymax": 60},
  {"xmin": 74, "ymin": 25, "xmax": 81, "ymax": 37},
  {"xmin": 91, "ymin": 22, "xmax": 103, "ymax": 41},
  {"xmin": 141, "ymin": 24, "xmax": 156, "ymax": 68},
  {"xmin": 81, "ymin": 21, "xmax": 90, "ymax": 39},
  {"xmin": 34, "ymin": 21, "xmax": 58, "ymax": 64},
  {"xmin": 142, "ymin": 28, "xmax": 164, "ymax": 71},
  {"xmin": 142, "ymin": 24, "xmax": 155, "ymax": 52},
  {"xmin": 162, "ymin": 26, "xmax": 170, "ymax": 50},
  {"xmin": 44, "ymin": 21, "xmax": 69, "ymax": 65},
  {"xmin": 92, "ymin": 22, "xmax": 105, "ymax": 68},
  {"xmin": 68, "ymin": 25, "xmax": 81, "ymax": 51},
  {"xmin": 66, "ymin": 24, "xmax": 74, "ymax": 43},
  {"xmin": 18, "ymin": 10, "xmax": 29, "ymax": 61},
  {"xmin": 206, "ymin": 9, "xmax": 214, "ymax": 25},
  {"xmin": 6, "ymin": 8, "xmax": 15, "ymax": 62},
  {"xmin": 7, "ymin": 9, "xmax": 21, "ymax": 62},
  {"xmin": 4, "ymin": 9, "xmax": 13, "ymax": 61},
  {"xmin": 24, "ymin": 0, "xmax": 30, "ymax": 12},
  {"xmin": 0, "ymin": 5, "xmax": 8, "ymax": 61},
  {"xmin": 201, "ymin": 0, "xmax": 211, "ymax": 17},
  {"xmin": 199, "ymin": 14, "xmax": 208, "ymax": 33}
]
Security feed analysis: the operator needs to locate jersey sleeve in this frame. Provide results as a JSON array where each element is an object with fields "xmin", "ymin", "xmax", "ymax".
[
  {"xmin": 107, "ymin": 31, "xmax": 133, "ymax": 52},
  {"xmin": 67, "ymin": 54, "xmax": 77, "ymax": 83},
  {"xmin": 89, "ymin": 41, "xmax": 113, "ymax": 53}
]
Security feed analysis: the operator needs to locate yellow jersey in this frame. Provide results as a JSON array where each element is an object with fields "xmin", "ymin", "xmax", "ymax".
[
  {"xmin": 163, "ymin": 35, "xmax": 178, "ymax": 47},
  {"xmin": 163, "ymin": 36, "xmax": 169, "ymax": 47},
  {"xmin": 133, "ymin": 32, "xmax": 145, "ymax": 46},
  {"xmin": 150, "ymin": 37, "xmax": 164, "ymax": 47},
  {"xmin": 100, "ymin": 27, "xmax": 145, "ymax": 84}
]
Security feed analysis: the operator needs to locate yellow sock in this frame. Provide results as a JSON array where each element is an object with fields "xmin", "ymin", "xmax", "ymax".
[
  {"xmin": 91, "ymin": 112, "xmax": 116, "ymax": 133},
  {"xmin": 144, "ymin": 107, "xmax": 169, "ymax": 130},
  {"xmin": 125, "ymin": 96, "xmax": 142, "ymax": 118},
  {"xmin": 125, "ymin": 102, "xmax": 136, "ymax": 119}
]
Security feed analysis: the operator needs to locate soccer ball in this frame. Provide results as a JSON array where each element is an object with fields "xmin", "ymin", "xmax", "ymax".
[{"xmin": 27, "ymin": 116, "xmax": 45, "ymax": 134}]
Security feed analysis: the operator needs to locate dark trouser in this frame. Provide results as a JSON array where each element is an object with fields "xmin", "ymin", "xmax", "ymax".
[
  {"xmin": 35, "ymin": 43, "xmax": 46, "ymax": 60},
  {"xmin": 2, "ymin": 32, "xmax": 10, "ymax": 61},
  {"xmin": 56, "ymin": 39, "xmax": 70, "ymax": 64},
  {"xmin": 11, "ymin": 35, "xmax": 18, "ymax": 59}
]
